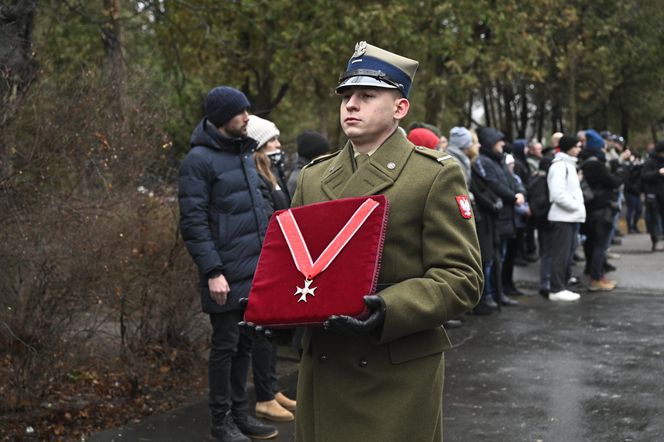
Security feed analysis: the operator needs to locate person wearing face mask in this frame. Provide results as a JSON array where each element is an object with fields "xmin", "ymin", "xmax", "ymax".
[
  {"xmin": 249, "ymin": 116, "xmax": 291, "ymax": 204},
  {"xmin": 246, "ymin": 115, "xmax": 297, "ymax": 423}
]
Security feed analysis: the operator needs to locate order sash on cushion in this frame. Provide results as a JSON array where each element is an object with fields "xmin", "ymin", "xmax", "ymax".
[{"xmin": 244, "ymin": 195, "xmax": 389, "ymax": 327}]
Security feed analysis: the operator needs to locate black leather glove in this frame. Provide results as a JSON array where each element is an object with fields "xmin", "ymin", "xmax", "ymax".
[
  {"xmin": 323, "ymin": 295, "xmax": 386, "ymax": 335},
  {"xmin": 238, "ymin": 298, "xmax": 272, "ymax": 339}
]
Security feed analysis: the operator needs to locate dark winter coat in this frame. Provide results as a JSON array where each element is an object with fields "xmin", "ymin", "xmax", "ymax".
[
  {"xmin": 624, "ymin": 161, "xmax": 643, "ymax": 195},
  {"xmin": 286, "ymin": 155, "xmax": 309, "ymax": 196},
  {"xmin": 475, "ymin": 148, "xmax": 518, "ymax": 239},
  {"xmin": 470, "ymin": 160, "xmax": 502, "ymax": 264},
  {"xmin": 579, "ymin": 155, "xmax": 623, "ymax": 213},
  {"xmin": 641, "ymin": 153, "xmax": 664, "ymax": 205},
  {"xmin": 178, "ymin": 119, "xmax": 269, "ymax": 313},
  {"xmin": 259, "ymin": 173, "xmax": 290, "ymax": 214}
]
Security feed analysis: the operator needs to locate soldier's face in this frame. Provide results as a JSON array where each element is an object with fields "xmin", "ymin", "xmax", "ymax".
[
  {"xmin": 339, "ymin": 87, "xmax": 408, "ymax": 145},
  {"xmin": 221, "ymin": 110, "xmax": 250, "ymax": 138}
]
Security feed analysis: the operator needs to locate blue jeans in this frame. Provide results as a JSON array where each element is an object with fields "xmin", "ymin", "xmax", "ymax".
[
  {"xmin": 482, "ymin": 259, "xmax": 496, "ymax": 301},
  {"xmin": 625, "ymin": 192, "xmax": 642, "ymax": 230}
]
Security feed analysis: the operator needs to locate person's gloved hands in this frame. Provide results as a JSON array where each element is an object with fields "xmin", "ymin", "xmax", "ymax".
[
  {"xmin": 238, "ymin": 298, "xmax": 272, "ymax": 339},
  {"xmin": 323, "ymin": 295, "xmax": 386, "ymax": 335},
  {"xmin": 492, "ymin": 198, "xmax": 504, "ymax": 213}
]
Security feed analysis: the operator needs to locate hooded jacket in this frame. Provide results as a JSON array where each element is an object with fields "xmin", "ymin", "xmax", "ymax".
[
  {"xmin": 178, "ymin": 119, "xmax": 268, "ymax": 313},
  {"xmin": 475, "ymin": 132, "xmax": 518, "ymax": 239},
  {"xmin": 547, "ymin": 152, "xmax": 586, "ymax": 223}
]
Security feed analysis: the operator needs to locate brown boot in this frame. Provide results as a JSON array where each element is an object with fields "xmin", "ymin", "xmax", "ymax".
[
  {"xmin": 255, "ymin": 399, "xmax": 294, "ymax": 422},
  {"xmin": 589, "ymin": 278, "xmax": 616, "ymax": 292},
  {"xmin": 275, "ymin": 391, "xmax": 296, "ymax": 412}
]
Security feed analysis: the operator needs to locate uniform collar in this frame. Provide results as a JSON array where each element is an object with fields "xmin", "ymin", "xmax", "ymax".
[{"xmin": 320, "ymin": 129, "xmax": 413, "ymax": 199}]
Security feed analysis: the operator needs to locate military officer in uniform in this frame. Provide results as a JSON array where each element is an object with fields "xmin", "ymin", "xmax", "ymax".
[{"xmin": 291, "ymin": 42, "xmax": 483, "ymax": 442}]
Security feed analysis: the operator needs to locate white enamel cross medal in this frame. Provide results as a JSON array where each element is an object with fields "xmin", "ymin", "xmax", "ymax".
[
  {"xmin": 295, "ymin": 279, "xmax": 316, "ymax": 303},
  {"xmin": 276, "ymin": 199, "xmax": 380, "ymax": 305}
]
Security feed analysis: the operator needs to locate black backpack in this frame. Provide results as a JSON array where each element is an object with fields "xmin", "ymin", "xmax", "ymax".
[{"xmin": 527, "ymin": 172, "xmax": 550, "ymax": 218}]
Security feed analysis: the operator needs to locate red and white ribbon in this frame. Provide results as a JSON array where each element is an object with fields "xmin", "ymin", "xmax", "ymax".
[{"xmin": 276, "ymin": 199, "xmax": 379, "ymax": 281}]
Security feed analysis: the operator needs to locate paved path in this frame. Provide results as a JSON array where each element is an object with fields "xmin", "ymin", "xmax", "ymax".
[{"xmin": 91, "ymin": 232, "xmax": 664, "ymax": 442}]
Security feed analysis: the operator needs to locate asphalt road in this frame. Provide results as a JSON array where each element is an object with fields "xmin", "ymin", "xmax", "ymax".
[{"xmin": 91, "ymin": 232, "xmax": 664, "ymax": 442}]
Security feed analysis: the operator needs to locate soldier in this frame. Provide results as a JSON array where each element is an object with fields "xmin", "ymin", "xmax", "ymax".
[{"xmin": 291, "ymin": 42, "xmax": 483, "ymax": 442}]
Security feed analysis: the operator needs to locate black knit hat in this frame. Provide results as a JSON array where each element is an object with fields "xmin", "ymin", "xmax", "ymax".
[
  {"xmin": 205, "ymin": 86, "xmax": 251, "ymax": 128},
  {"xmin": 296, "ymin": 130, "xmax": 330, "ymax": 160},
  {"xmin": 558, "ymin": 135, "xmax": 579, "ymax": 152}
]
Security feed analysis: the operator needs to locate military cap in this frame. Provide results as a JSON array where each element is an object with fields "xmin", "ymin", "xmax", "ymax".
[{"xmin": 335, "ymin": 41, "xmax": 419, "ymax": 98}]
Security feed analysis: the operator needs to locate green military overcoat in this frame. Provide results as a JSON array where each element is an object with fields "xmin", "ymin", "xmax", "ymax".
[{"xmin": 291, "ymin": 129, "xmax": 483, "ymax": 442}]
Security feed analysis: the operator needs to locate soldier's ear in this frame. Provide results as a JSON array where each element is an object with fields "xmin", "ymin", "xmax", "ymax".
[{"xmin": 394, "ymin": 97, "xmax": 410, "ymax": 120}]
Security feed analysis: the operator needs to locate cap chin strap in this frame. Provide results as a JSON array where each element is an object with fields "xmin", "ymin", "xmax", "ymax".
[{"xmin": 338, "ymin": 69, "xmax": 404, "ymax": 93}]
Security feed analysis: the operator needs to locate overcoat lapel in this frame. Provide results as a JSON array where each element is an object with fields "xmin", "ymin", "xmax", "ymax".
[
  {"xmin": 321, "ymin": 130, "xmax": 414, "ymax": 199},
  {"xmin": 320, "ymin": 145, "xmax": 354, "ymax": 200}
]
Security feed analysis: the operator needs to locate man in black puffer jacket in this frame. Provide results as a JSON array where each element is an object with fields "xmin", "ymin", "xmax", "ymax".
[{"xmin": 179, "ymin": 86, "xmax": 277, "ymax": 442}]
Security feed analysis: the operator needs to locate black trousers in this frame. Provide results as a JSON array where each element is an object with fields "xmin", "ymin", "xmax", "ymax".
[
  {"xmin": 550, "ymin": 221, "xmax": 577, "ymax": 292},
  {"xmin": 209, "ymin": 310, "xmax": 253, "ymax": 425},
  {"xmin": 252, "ymin": 337, "xmax": 278, "ymax": 402},
  {"xmin": 645, "ymin": 195, "xmax": 664, "ymax": 244}
]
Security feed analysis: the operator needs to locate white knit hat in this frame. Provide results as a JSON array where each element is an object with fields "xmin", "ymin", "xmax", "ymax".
[{"xmin": 247, "ymin": 115, "xmax": 280, "ymax": 149}]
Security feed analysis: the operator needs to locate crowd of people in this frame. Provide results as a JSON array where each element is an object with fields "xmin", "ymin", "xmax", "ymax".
[
  {"xmin": 178, "ymin": 41, "xmax": 664, "ymax": 442},
  {"xmin": 404, "ymin": 123, "xmax": 664, "ymax": 316}
]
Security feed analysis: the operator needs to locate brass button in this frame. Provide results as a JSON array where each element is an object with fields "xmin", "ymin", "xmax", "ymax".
[
  {"xmin": 359, "ymin": 358, "xmax": 368, "ymax": 368},
  {"xmin": 319, "ymin": 354, "xmax": 328, "ymax": 363}
]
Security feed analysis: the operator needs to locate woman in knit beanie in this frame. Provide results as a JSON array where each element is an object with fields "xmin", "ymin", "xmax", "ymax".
[
  {"xmin": 245, "ymin": 115, "xmax": 297, "ymax": 421},
  {"xmin": 247, "ymin": 115, "xmax": 285, "ymax": 193}
]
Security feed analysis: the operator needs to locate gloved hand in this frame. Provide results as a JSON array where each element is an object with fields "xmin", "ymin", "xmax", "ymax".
[
  {"xmin": 492, "ymin": 198, "xmax": 504, "ymax": 213},
  {"xmin": 238, "ymin": 298, "xmax": 272, "ymax": 339},
  {"xmin": 323, "ymin": 295, "xmax": 386, "ymax": 335}
]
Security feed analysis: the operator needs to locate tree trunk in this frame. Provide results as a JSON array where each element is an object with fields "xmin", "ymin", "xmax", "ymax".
[
  {"xmin": 482, "ymin": 87, "xmax": 491, "ymax": 127},
  {"xmin": 518, "ymin": 83, "xmax": 528, "ymax": 139},
  {"xmin": 0, "ymin": 0, "xmax": 38, "ymax": 181},
  {"xmin": 568, "ymin": 55, "xmax": 577, "ymax": 134},
  {"xmin": 536, "ymin": 97, "xmax": 546, "ymax": 142},
  {"xmin": 102, "ymin": 0, "xmax": 127, "ymax": 147},
  {"xmin": 501, "ymin": 81, "xmax": 514, "ymax": 140},
  {"xmin": 620, "ymin": 104, "xmax": 629, "ymax": 142},
  {"xmin": 466, "ymin": 91, "xmax": 474, "ymax": 127}
]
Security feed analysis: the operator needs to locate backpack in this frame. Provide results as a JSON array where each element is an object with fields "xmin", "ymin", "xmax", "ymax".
[{"xmin": 527, "ymin": 172, "xmax": 550, "ymax": 218}]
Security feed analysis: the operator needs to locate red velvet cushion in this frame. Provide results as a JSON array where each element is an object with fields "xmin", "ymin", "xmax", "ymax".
[{"xmin": 244, "ymin": 195, "xmax": 389, "ymax": 327}]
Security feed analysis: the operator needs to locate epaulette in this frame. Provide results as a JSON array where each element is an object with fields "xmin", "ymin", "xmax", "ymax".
[
  {"xmin": 302, "ymin": 150, "xmax": 341, "ymax": 169},
  {"xmin": 412, "ymin": 146, "xmax": 453, "ymax": 166}
]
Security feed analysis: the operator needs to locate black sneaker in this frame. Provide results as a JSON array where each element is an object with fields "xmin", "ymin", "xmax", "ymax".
[
  {"xmin": 234, "ymin": 414, "xmax": 278, "ymax": 440},
  {"xmin": 211, "ymin": 412, "xmax": 250, "ymax": 442}
]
